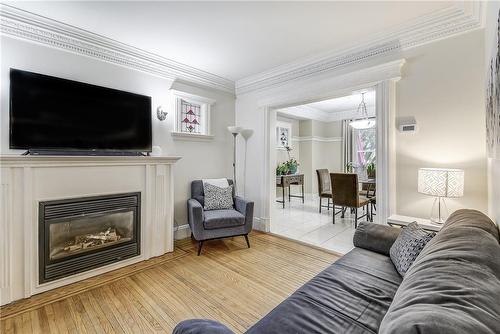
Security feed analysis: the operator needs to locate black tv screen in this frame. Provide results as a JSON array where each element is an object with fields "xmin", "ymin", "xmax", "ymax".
[{"xmin": 9, "ymin": 69, "xmax": 152, "ymax": 154}]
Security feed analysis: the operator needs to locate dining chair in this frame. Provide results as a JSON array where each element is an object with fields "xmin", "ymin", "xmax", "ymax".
[
  {"xmin": 316, "ymin": 169, "xmax": 333, "ymax": 213},
  {"xmin": 330, "ymin": 173, "xmax": 371, "ymax": 228}
]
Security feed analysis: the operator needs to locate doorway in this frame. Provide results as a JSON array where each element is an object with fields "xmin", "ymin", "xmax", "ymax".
[{"xmin": 270, "ymin": 90, "xmax": 377, "ymax": 254}]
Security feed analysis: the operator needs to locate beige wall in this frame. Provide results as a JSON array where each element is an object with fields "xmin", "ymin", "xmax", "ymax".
[
  {"xmin": 395, "ymin": 29, "xmax": 488, "ymax": 219},
  {"xmin": 485, "ymin": 3, "xmax": 500, "ymax": 225},
  {"xmin": 0, "ymin": 37, "xmax": 234, "ymax": 228},
  {"xmin": 235, "ymin": 28, "xmax": 489, "ymax": 223},
  {"xmin": 293, "ymin": 119, "xmax": 343, "ymax": 194}
]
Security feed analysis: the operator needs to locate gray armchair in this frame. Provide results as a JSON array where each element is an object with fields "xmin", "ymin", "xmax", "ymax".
[{"xmin": 187, "ymin": 179, "xmax": 254, "ymax": 256}]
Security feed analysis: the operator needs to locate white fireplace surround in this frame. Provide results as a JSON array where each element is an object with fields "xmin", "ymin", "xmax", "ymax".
[{"xmin": 0, "ymin": 155, "xmax": 180, "ymax": 306}]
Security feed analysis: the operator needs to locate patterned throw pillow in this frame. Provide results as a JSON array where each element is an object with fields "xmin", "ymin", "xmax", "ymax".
[
  {"xmin": 390, "ymin": 222, "xmax": 435, "ymax": 277},
  {"xmin": 203, "ymin": 183, "xmax": 234, "ymax": 210}
]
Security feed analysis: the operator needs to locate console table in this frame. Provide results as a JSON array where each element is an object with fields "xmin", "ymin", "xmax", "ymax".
[{"xmin": 276, "ymin": 174, "xmax": 304, "ymax": 208}]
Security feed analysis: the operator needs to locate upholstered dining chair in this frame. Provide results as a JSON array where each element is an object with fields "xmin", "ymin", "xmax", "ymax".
[
  {"xmin": 316, "ymin": 169, "xmax": 333, "ymax": 213},
  {"xmin": 330, "ymin": 173, "xmax": 371, "ymax": 228},
  {"xmin": 187, "ymin": 179, "xmax": 254, "ymax": 256}
]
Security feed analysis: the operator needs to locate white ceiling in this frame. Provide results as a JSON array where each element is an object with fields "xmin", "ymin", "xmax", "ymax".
[
  {"xmin": 6, "ymin": 1, "xmax": 453, "ymax": 81},
  {"xmin": 278, "ymin": 91, "xmax": 376, "ymax": 122}
]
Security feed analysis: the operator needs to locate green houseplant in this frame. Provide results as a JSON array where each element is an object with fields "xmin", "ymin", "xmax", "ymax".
[{"xmin": 366, "ymin": 162, "xmax": 376, "ymax": 178}]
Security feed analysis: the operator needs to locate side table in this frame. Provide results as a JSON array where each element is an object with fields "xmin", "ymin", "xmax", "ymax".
[{"xmin": 387, "ymin": 214, "xmax": 442, "ymax": 232}]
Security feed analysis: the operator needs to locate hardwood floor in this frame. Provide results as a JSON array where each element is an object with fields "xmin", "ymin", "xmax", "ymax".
[{"xmin": 0, "ymin": 232, "xmax": 339, "ymax": 334}]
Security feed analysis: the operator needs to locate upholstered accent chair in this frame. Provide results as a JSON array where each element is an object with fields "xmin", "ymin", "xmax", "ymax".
[
  {"xmin": 187, "ymin": 179, "xmax": 254, "ymax": 256},
  {"xmin": 330, "ymin": 173, "xmax": 371, "ymax": 227},
  {"xmin": 316, "ymin": 169, "xmax": 333, "ymax": 213}
]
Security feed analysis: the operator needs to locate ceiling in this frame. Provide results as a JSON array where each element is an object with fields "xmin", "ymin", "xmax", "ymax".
[
  {"xmin": 278, "ymin": 91, "xmax": 376, "ymax": 122},
  {"xmin": 6, "ymin": 1, "xmax": 453, "ymax": 81}
]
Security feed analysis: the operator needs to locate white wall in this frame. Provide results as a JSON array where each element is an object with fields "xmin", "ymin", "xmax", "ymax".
[
  {"xmin": 485, "ymin": 2, "xmax": 500, "ymax": 225},
  {"xmin": 299, "ymin": 119, "xmax": 342, "ymax": 194},
  {"xmin": 236, "ymin": 29, "xmax": 488, "ymax": 224},
  {"xmin": 0, "ymin": 36, "xmax": 235, "ymax": 227}
]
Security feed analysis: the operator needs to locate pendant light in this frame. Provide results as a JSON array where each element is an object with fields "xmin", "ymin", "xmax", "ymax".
[{"xmin": 349, "ymin": 92, "xmax": 375, "ymax": 129}]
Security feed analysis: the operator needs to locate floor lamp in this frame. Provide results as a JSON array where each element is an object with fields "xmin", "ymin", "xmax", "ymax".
[
  {"xmin": 240, "ymin": 129, "xmax": 254, "ymax": 197},
  {"xmin": 227, "ymin": 126, "xmax": 242, "ymax": 193}
]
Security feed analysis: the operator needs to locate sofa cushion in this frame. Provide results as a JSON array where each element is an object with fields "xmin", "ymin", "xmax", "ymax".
[
  {"xmin": 379, "ymin": 209, "xmax": 500, "ymax": 334},
  {"xmin": 204, "ymin": 183, "xmax": 234, "ymax": 210},
  {"xmin": 203, "ymin": 209, "xmax": 245, "ymax": 230},
  {"xmin": 389, "ymin": 222, "xmax": 435, "ymax": 276},
  {"xmin": 246, "ymin": 248, "xmax": 402, "ymax": 334}
]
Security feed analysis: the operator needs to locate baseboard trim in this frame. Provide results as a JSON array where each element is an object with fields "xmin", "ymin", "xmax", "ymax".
[{"xmin": 174, "ymin": 224, "xmax": 191, "ymax": 240}]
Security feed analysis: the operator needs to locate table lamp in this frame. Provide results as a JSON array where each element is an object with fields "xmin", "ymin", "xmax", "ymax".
[{"xmin": 418, "ymin": 168, "xmax": 464, "ymax": 224}]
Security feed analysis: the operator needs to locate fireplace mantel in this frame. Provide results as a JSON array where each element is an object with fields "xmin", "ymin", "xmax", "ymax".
[
  {"xmin": 0, "ymin": 155, "xmax": 181, "ymax": 305},
  {"xmin": 0, "ymin": 155, "xmax": 181, "ymax": 167}
]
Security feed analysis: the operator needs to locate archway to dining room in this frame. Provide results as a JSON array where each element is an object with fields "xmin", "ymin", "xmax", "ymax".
[
  {"xmin": 269, "ymin": 90, "xmax": 378, "ymax": 254},
  {"xmin": 249, "ymin": 60, "xmax": 403, "ymax": 255}
]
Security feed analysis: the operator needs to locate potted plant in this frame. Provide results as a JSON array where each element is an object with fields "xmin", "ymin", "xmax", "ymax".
[
  {"xmin": 345, "ymin": 162, "xmax": 355, "ymax": 173},
  {"xmin": 286, "ymin": 159, "xmax": 299, "ymax": 174},
  {"xmin": 276, "ymin": 163, "xmax": 289, "ymax": 176},
  {"xmin": 366, "ymin": 162, "xmax": 376, "ymax": 178}
]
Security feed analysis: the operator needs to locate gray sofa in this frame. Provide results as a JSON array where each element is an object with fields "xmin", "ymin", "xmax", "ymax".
[
  {"xmin": 188, "ymin": 180, "xmax": 254, "ymax": 256},
  {"xmin": 174, "ymin": 209, "xmax": 500, "ymax": 333}
]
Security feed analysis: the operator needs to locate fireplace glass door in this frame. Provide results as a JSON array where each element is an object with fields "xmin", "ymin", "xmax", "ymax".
[{"xmin": 49, "ymin": 210, "xmax": 135, "ymax": 261}]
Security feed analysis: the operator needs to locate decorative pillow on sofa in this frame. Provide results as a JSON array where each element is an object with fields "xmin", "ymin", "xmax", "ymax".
[
  {"xmin": 390, "ymin": 222, "xmax": 435, "ymax": 276},
  {"xmin": 203, "ymin": 183, "xmax": 234, "ymax": 210}
]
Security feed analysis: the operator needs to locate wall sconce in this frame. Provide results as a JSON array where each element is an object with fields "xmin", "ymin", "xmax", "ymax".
[{"xmin": 157, "ymin": 106, "xmax": 167, "ymax": 121}]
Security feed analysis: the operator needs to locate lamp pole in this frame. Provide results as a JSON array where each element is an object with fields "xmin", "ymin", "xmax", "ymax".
[
  {"xmin": 227, "ymin": 126, "xmax": 242, "ymax": 194},
  {"xmin": 232, "ymin": 132, "xmax": 237, "ymax": 193}
]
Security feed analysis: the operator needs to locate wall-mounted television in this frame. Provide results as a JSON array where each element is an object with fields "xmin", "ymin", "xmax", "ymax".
[{"xmin": 9, "ymin": 69, "xmax": 152, "ymax": 155}]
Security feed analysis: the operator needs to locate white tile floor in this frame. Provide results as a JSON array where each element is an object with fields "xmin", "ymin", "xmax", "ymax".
[{"xmin": 270, "ymin": 197, "xmax": 373, "ymax": 255}]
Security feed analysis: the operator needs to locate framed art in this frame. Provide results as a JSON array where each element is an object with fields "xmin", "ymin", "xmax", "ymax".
[{"xmin": 276, "ymin": 122, "xmax": 292, "ymax": 149}]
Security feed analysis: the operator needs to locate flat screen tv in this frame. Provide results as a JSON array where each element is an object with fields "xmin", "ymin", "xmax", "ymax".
[{"xmin": 9, "ymin": 69, "xmax": 152, "ymax": 155}]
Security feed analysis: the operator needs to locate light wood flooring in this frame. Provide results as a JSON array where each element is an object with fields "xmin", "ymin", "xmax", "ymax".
[{"xmin": 0, "ymin": 232, "xmax": 339, "ymax": 334}]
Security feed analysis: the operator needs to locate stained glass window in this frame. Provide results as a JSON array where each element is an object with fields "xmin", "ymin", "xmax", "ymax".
[{"xmin": 179, "ymin": 99, "xmax": 201, "ymax": 134}]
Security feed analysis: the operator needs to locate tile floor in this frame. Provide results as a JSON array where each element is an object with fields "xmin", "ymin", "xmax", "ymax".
[{"xmin": 270, "ymin": 197, "xmax": 374, "ymax": 254}]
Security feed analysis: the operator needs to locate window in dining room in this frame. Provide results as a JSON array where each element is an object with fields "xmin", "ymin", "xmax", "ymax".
[{"xmin": 352, "ymin": 120, "xmax": 376, "ymax": 170}]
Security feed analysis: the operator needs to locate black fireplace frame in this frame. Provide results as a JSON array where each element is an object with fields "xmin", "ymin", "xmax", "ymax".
[{"xmin": 39, "ymin": 192, "xmax": 141, "ymax": 283}]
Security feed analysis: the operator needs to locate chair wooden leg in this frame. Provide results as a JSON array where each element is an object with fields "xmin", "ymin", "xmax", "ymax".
[
  {"xmin": 327, "ymin": 198, "xmax": 330, "ymax": 211},
  {"xmin": 319, "ymin": 197, "xmax": 322, "ymax": 213},
  {"xmin": 355, "ymin": 208, "xmax": 358, "ymax": 229},
  {"xmin": 197, "ymin": 240, "xmax": 204, "ymax": 256},
  {"xmin": 333, "ymin": 207, "xmax": 336, "ymax": 224},
  {"xmin": 244, "ymin": 234, "xmax": 250, "ymax": 248}
]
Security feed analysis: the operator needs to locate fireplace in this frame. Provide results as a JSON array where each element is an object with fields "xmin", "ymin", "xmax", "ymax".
[{"xmin": 39, "ymin": 192, "xmax": 141, "ymax": 283}]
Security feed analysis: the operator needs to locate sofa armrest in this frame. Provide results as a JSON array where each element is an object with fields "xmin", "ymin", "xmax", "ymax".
[
  {"xmin": 234, "ymin": 196, "xmax": 254, "ymax": 225},
  {"xmin": 353, "ymin": 221, "xmax": 401, "ymax": 256},
  {"xmin": 187, "ymin": 199, "xmax": 204, "ymax": 239},
  {"xmin": 173, "ymin": 319, "xmax": 234, "ymax": 334}
]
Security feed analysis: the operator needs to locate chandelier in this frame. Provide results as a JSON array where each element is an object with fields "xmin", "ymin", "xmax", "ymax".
[{"xmin": 349, "ymin": 93, "xmax": 375, "ymax": 129}]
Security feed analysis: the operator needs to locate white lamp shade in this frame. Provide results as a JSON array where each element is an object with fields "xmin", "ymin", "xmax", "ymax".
[
  {"xmin": 240, "ymin": 129, "xmax": 254, "ymax": 140},
  {"xmin": 418, "ymin": 168, "xmax": 464, "ymax": 198},
  {"xmin": 227, "ymin": 126, "xmax": 242, "ymax": 134},
  {"xmin": 349, "ymin": 119, "xmax": 376, "ymax": 129}
]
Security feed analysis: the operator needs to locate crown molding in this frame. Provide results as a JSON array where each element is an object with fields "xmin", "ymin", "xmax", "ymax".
[
  {"xmin": 279, "ymin": 104, "xmax": 375, "ymax": 123},
  {"xmin": 0, "ymin": 4, "xmax": 235, "ymax": 94},
  {"xmin": 236, "ymin": 2, "xmax": 484, "ymax": 95},
  {"xmin": 292, "ymin": 136, "xmax": 342, "ymax": 143}
]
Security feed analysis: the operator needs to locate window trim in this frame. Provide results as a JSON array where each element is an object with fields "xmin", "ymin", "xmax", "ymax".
[{"xmin": 170, "ymin": 89, "xmax": 215, "ymax": 140}]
